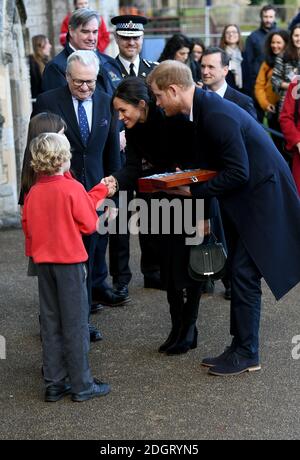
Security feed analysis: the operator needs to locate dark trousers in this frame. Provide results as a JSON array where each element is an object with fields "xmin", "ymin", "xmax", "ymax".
[
  {"xmin": 227, "ymin": 235, "xmax": 262, "ymax": 359},
  {"xmin": 36, "ymin": 263, "xmax": 93, "ymax": 393},
  {"xmin": 83, "ymin": 233, "xmax": 109, "ymax": 306},
  {"xmin": 109, "ymin": 191, "xmax": 160, "ymax": 285},
  {"xmin": 91, "ymin": 233, "xmax": 109, "ymax": 292}
]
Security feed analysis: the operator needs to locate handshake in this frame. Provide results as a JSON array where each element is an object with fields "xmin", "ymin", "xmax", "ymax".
[{"xmin": 101, "ymin": 175, "xmax": 118, "ymax": 197}]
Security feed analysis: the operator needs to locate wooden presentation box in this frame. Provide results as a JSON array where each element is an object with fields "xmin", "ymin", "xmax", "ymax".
[{"xmin": 138, "ymin": 169, "xmax": 217, "ymax": 193}]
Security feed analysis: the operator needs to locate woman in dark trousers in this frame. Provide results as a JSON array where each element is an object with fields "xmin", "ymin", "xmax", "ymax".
[{"xmin": 108, "ymin": 77, "xmax": 212, "ymax": 355}]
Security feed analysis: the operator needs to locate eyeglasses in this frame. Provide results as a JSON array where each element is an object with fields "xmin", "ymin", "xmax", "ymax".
[{"xmin": 69, "ymin": 77, "xmax": 97, "ymax": 88}]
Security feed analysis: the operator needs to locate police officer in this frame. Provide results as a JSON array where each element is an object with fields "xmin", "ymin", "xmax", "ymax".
[
  {"xmin": 111, "ymin": 15, "xmax": 157, "ymax": 78},
  {"xmin": 109, "ymin": 15, "xmax": 162, "ymax": 297}
]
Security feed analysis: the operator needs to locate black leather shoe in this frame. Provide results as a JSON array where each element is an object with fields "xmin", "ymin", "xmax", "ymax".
[
  {"xmin": 72, "ymin": 378, "xmax": 111, "ymax": 402},
  {"xmin": 113, "ymin": 283, "xmax": 130, "ymax": 301},
  {"xmin": 89, "ymin": 324, "xmax": 103, "ymax": 342},
  {"xmin": 92, "ymin": 288, "xmax": 130, "ymax": 307},
  {"xmin": 45, "ymin": 383, "xmax": 71, "ymax": 402},
  {"xmin": 90, "ymin": 302, "xmax": 105, "ymax": 314},
  {"xmin": 144, "ymin": 273, "xmax": 163, "ymax": 290}
]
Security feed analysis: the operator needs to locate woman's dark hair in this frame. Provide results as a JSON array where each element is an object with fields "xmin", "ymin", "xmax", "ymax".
[
  {"xmin": 192, "ymin": 39, "xmax": 205, "ymax": 52},
  {"xmin": 283, "ymin": 23, "xmax": 300, "ymax": 62},
  {"xmin": 112, "ymin": 77, "xmax": 154, "ymax": 107},
  {"xmin": 20, "ymin": 112, "xmax": 67, "ymax": 202},
  {"xmin": 265, "ymin": 29, "xmax": 289, "ymax": 67},
  {"xmin": 158, "ymin": 34, "xmax": 193, "ymax": 62}
]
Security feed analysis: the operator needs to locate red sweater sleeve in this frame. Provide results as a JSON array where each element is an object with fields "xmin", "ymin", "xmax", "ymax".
[
  {"xmin": 87, "ymin": 182, "xmax": 108, "ymax": 208},
  {"xmin": 97, "ymin": 17, "xmax": 110, "ymax": 53},
  {"xmin": 280, "ymin": 81, "xmax": 300, "ymax": 152},
  {"xmin": 60, "ymin": 14, "xmax": 70, "ymax": 47}
]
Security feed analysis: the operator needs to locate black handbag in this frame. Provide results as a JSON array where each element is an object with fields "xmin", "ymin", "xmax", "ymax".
[{"xmin": 188, "ymin": 233, "xmax": 227, "ymax": 281}]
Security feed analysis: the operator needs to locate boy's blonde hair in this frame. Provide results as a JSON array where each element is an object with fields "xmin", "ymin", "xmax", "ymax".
[
  {"xmin": 147, "ymin": 60, "xmax": 194, "ymax": 90},
  {"xmin": 30, "ymin": 133, "xmax": 71, "ymax": 175}
]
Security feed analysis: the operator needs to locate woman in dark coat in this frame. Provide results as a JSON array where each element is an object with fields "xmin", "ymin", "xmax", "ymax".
[
  {"xmin": 29, "ymin": 35, "xmax": 52, "ymax": 102},
  {"xmin": 111, "ymin": 77, "xmax": 210, "ymax": 355}
]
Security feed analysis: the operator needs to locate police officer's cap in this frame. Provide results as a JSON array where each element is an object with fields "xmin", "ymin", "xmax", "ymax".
[{"xmin": 111, "ymin": 15, "xmax": 148, "ymax": 37}]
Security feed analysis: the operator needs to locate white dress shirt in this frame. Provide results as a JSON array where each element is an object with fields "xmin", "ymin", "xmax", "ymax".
[
  {"xmin": 211, "ymin": 81, "xmax": 228, "ymax": 98},
  {"xmin": 119, "ymin": 55, "xmax": 140, "ymax": 76}
]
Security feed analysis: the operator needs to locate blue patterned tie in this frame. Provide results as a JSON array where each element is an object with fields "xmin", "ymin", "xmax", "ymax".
[{"xmin": 78, "ymin": 100, "xmax": 90, "ymax": 145}]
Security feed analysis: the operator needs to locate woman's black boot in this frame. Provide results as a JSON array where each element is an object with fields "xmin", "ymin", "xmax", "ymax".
[
  {"xmin": 158, "ymin": 288, "xmax": 184, "ymax": 353},
  {"xmin": 165, "ymin": 286, "xmax": 201, "ymax": 355}
]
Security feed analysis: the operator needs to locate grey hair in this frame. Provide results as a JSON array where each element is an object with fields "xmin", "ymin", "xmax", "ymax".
[
  {"xmin": 66, "ymin": 50, "xmax": 100, "ymax": 75},
  {"xmin": 69, "ymin": 8, "xmax": 99, "ymax": 30}
]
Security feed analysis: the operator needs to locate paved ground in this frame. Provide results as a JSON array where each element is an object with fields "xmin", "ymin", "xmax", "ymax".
[{"xmin": 0, "ymin": 228, "xmax": 299, "ymax": 440}]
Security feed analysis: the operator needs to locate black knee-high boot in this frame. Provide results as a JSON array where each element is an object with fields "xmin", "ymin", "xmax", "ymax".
[
  {"xmin": 158, "ymin": 288, "xmax": 184, "ymax": 353},
  {"xmin": 165, "ymin": 285, "xmax": 202, "ymax": 355}
]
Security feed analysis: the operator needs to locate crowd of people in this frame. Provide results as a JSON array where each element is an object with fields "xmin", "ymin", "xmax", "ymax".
[{"xmin": 22, "ymin": 3, "xmax": 300, "ymax": 402}]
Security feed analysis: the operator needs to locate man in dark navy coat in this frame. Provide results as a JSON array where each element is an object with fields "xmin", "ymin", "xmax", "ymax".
[
  {"xmin": 42, "ymin": 8, "xmax": 122, "ymax": 95},
  {"xmin": 200, "ymin": 47, "xmax": 257, "ymax": 299},
  {"xmin": 148, "ymin": 60, "xmax": 300, "ymax": 376},
  {"xmin": 200, "ymin": 47, "xmax": 257, "ymax": 119},
  {"xmin": 34, "ymin": 51, "xmax": 121, "ymax": 340}
]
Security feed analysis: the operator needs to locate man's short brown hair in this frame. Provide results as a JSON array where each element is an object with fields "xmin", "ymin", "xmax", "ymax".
[{"xmin": 147, "ymin": 60, "xmax": 194, "ymax": 90}]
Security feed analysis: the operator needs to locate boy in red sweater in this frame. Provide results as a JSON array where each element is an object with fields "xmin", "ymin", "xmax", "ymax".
[{"xmin": 22, "ymin": 132, "xmax": 112, "ymax": 402}]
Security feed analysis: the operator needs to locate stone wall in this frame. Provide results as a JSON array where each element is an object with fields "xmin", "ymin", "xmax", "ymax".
[{"xmin": 0, "ymin": 0, "xmax": 31, "ymax": 227}]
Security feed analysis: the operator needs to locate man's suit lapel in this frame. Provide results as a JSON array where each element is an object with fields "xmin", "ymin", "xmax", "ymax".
[
  {"xmin": 58, "ymin": 87, "xmax": 83, "ymax": 146},
  {"xmin": 89, "ymin": 89, "xmax": 107, "ymax": 146}
]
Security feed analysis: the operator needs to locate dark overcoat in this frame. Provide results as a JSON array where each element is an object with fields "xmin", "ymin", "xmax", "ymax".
[
  {"xmin": 33, "ymin": 85, "xmax": 120, "ymax": 190},
  {"xmin": 190, "ymin": 88, "xmax": 300, "ymax": 300},
  {"xmin": 114, "ymin": 102, "xmax": 214, "ymax": 289},
  {"xmin": 224, "ymin": 84, "xmax": 257, "ymax": 120}
]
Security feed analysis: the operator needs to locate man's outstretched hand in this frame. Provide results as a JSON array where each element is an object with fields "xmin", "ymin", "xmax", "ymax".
[{"xmin": 101, "ymin": 176, "xmax": 118, "ymax": 197}]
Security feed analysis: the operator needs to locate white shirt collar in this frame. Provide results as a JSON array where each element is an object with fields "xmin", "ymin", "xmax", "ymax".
[
  {"xmin": 213, "ymin": 80, "xmax": 228, "ymax": 98},
  {"xmin": 118, "ymin": 55, "xmax": 140, "ymax": 76}
]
